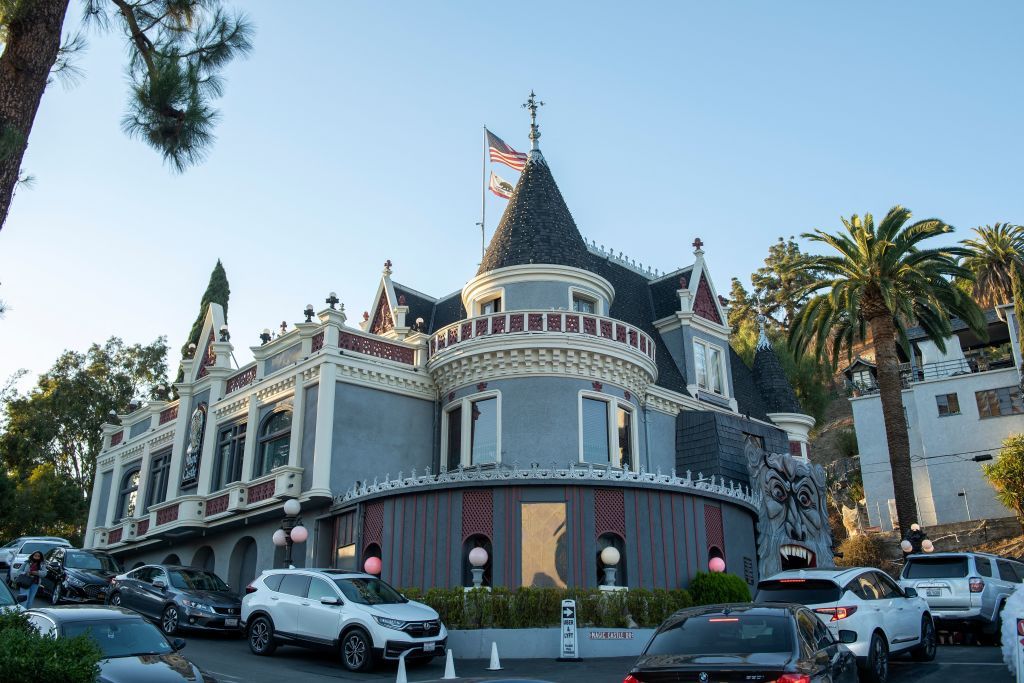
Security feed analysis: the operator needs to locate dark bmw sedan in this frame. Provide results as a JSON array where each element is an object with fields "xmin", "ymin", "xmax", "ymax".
[
  {"xmin": 108, "ymin": 564, "xmax": 241, "ymax": 635},
  {"xmin": 41, "ymin": 547, "xmax": 122, "ymax": 604},
  {"xmin": 624, "ymin": 604, "xmax": 857, "ymax": 683},
  {"xmin": 25, "ymin": 606, "xmax": 216, "ymax": 682}
]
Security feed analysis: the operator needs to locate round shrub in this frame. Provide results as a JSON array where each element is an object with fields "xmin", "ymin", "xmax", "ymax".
[
  {"xmin": 689, "ymin": 571, "xmax": 751, "ymax": 605},
  {"xmin": 835, "ymin": 533, "xmax": 886, "ymax": 569}
]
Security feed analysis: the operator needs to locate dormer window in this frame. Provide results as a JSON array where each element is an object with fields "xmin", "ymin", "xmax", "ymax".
[
  {"xmin": 572, "ymin": 294, "xmax": 596, "ymax": 314},
  {"xmin": 480, "ymin": 297, "xmax": 502, "ymax": 315},
  {"xmin": 694, "ymin": 339, "xmax": 725, "ymax": 395}
]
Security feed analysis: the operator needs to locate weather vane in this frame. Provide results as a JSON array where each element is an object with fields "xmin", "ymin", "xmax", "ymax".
[{"xmin": 522, "ymin": 90, "xmax": 545, "ymax": 150}]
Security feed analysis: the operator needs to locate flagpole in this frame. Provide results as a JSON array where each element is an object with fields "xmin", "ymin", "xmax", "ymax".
[{"xmin": 480, "ymin": 125, "xmax": 487, "ymax": 262}]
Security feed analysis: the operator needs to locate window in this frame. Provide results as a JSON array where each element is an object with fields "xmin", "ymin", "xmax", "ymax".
[
  {"xmin": 852, "ymin": 369, "xmax": 875, "ymax": 389},
  {"xmin": 279, "ymin": 574, "xmax": 311, "ymax": 597},
  {"xmin": 116, "ymin": 468, "xmax": 141, "ymax": 520},
  {"xmin": 255, "ymin": 410, "xmax": 292, "ymax": 477},
  {"xmin": 976, "ymin": 557, "xmax": 993, "ymax": 577},
  {"xmin": 976, "ymin": 386, "xmax": 1024, "ymax": 418},
  {"xmin": 693, "ymin": 339, "xmax": 725, "ymax": 395},
  {"xmin": 213, "ymin": 422, "xmax": 246, "ymax": 491},
  {"xmin": 145, "ymin": 449, "xmax": 171, "ymax": 511},
  {"xmin": 480, "ymin": 297, "xmax": 501, "ymax": 315},
  {"xmin": 996, "ymin": 560, "xmax": 1020, "ymax": 583},
  {"xmin": 935, "ymin": 393, "xmax": 960, "ymax": 417},
  {"xmin": 307, "ymin": 578, "xmax": 337, "ymax": 601},
  {"xmin": 572, "ymin": 294, "xmax": 596, "ymax": 313},
  {"xmin": 579, "ymin": 394, "xmax": 635, "ymax": 469},
  {"xmin": 264, "ymin": 574, "xmax": 284, "ymax": 591},
  {"xmin": 443, "ymin": 393, "xmax": 500, "ymax": 468}
]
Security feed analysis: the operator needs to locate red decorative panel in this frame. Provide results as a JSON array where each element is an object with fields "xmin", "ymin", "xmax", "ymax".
[
  {"xmin": 600, "ymin": 320, "xmax": 613, "ymax": 338},
  {"xmin": 369, "ymin": 293, "xmax": 395, "ymax": 335},
  {"xmin": 789, "ymin": 441, "xmax": 803, "ymax": 457},
  {"xmin": 566, "ymin": 315, "xmax": 579, "ymax": 333},
  {"xmin": 492, "ymin": 316, "xmax": 505, "ymax": 334},
  {"xmin": 640, "ymin": 337, "xmax": 647, "ymax": 353},
  {"xmin": 547, "ymin": 313, "xmax": 561, "ymax": 331},
  {"xmin": 594, "ymin": 489, "xmax": 626, "ymax": 538},
  {"xmin": 364, "ymin": 500, "xmax": 384, "ymax": 547},
  {"xmin": 461, "ymin": 489, "xmax": 493, "ymax": 540},
  {"xmin": 197, "ymin": 331, "xmax": 216, "ymax": 379},
  {"xmin": 704, "ymin": 504, "xmax": 725, "ymax": 555},
  {"xmin": 429, "ymin": 339, "xmax": 436, "ymax": 355},
  {"xmin": 247, "ymin": 480, "xmax": 276, "ymax": 504},
  {"xmin": 615, "ymin": 324, "xmax": 627, "ymax": 343},
  {"xmin": 528, "ymin": 313, "xmax": 543, "ymax": 331},
  {"xmin": 628, "ymin": 330, "xmax": 638, "ymax": 347},
  {"xmin": 158, "ymin": 404, "xmax": 179, "ymax": 425},
  {"xmin": 311, "ymin": 331, "xmax": 325, "ymax": 353},
  {"xmin": 592, "ymin": 381, "xmax": 603, "ymax": 392},
  {"xmin": 447, "ymin": 328, "xmax": 458, "ymax": 345},
  {"xmin": 693, "ymin": 275, "xmax": 723, "ymax": 325},
  {"xmin": 461, "ymin": 322, "xmax": 472, "ymax": 339},
  {"xmin": 110, "ymin": 431, "xmax": 124, "ymax": 446},
  {"xmin": 436, "ymin": 335, "xmax": 446, "ymax": 350},
  {"xmin": 108, "ymin": 527, "xmax": 123, "ymax": 544},
  {"xmin": 226, "ymin": 365, "xmax": 257, "ymax": 394},
  {"xmin": 583, "ymin": 317, "xmax": 597, "ymax": 335},
  {"xmin": 339, "ymin": 331, "xmax": 415, "ymax": 364},
  {"xmin": 136, "ymin": 519, "xmax": 149, "ymax": 536},
  {"xmin": 475, "ymin": 318, "xmax": 489, "ymax": 336},
  {"xmin": 156, "ymin": 504, "xmax": 179, "ymax": 526},
  {"xmin": 207, "ymin": 493, "xmax": 230, "ymax": 516},
  {"xmin": 509, "ymin": 314, "xmax": 524, "ymax": 332}
]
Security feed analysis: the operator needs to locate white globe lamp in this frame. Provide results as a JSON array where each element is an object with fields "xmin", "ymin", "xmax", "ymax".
[
  {"xmin": 900, "ymin": 539, "xmax": 913, "ymax": 553},
  {"xmin": 921, "ymin": 539, "xmax": 934, "ymax": 553},
  {"xmin": 272, "ymin": 529, "xmax": 287, "ymax": 547},
  {"xmin": 283, "ymin": 499, "xmax": 301, "ymax": 517},
  {"xmin": 600, "ymin": 546, "xmax": 621, "ymax": 587},
  {"xmin": 468, "ymin": 547, "xmax": 488, "ymax": 588},
  {"xmin": 290, "ymin": 525, "xmax": 308, "ymax": 544}
]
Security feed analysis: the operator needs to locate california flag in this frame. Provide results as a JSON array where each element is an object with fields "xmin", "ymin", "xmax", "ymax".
[{"xmin": 489, "ymin": 172, "xmax": 514, "ymax": 199}]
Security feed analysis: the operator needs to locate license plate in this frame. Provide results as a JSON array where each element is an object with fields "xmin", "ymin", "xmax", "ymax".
[
  {"xmin": 224, "ymin": 618, "xmax": 238, "ymax": 627},
  {"xmin": 423, "ymin": 641, "xmax": 436, "ymax": 652},
  {"xmin": 926, "ymin": 588, "xmax": 941, "ymax": 597}
]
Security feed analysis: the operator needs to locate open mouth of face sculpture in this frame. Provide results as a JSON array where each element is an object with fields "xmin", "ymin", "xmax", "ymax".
[{"xmin": 779, "ymin": 543, "xmax": 817, "ymax": 570}]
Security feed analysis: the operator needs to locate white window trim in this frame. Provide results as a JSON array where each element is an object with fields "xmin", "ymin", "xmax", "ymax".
[
  {"xmin": 568, "ymin": 286, "xmax": 604, "ymax": 316},
  {"xmin": 474, "ymin": 287, "xmax": 506, "ymax": 316},
  {"xmin": 693, "ymin": 338, "xmax": 729, "ymax": 398},
  {"xmin": 577, "ymin": 390, "xmax": 638, "ymax": 471},
  {"xmin": 441, "ymin": 390, "xmax": 502, "ymax": 470}
]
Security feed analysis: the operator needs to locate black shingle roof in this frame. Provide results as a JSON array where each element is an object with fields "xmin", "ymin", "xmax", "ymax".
[
  {"xmin": 649, "ymin": 268, "xmax": 693, "ymax": 321},
  {"xmin": 428, "ymin": 291, "xmax": 465, "ymax": 333},
  {"xmin": 391, "ymin": 282, "xmax": 435, "ymax": 330},
  {"xmin": 478, "ymin": 154, "xmax": 591, "ymax": 275},
  {"xmin": 729, "ymin": 348, "xmax": 771, "ymax": 421},
  {"xmin": 752, "ymin": 342, "xmax": 802, "ymax": 414}
]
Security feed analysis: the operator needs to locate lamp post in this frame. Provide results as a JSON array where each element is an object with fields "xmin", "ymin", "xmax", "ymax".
[
  {"xmin": 468, "ymin": 548, "xmax": 488, "ymax": 589},
  {"xmin": 957, "ymin": 489, "xmax": 972, "ymax": 521},
  {"xmin": 304, "ymin": 305, "xmax": 315, "ymax": 323},
  {"xmin": 600, "ymin": 546, "xmax": 621, "ymax": 587},
  {"xmin": 272, "ymin": 499, "xmax": 307, "ymax": 568},
  {"xmin": 900, "ymin": 522, "xmax": 935, "ymax": 556}
]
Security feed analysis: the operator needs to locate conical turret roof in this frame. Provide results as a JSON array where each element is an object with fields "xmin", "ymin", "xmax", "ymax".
[
  {"xmin": 752, "ymin": 323, "xmax": 803, "ymax": 414},
  {"xmin": 478, "ymin": 153, "xmax": 591, "ymax": 275}
]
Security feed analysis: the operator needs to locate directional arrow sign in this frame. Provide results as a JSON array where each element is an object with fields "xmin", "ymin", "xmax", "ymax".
[{"xmin": 559, "ymin": 599, "xmax": 579, "ymax": 661}]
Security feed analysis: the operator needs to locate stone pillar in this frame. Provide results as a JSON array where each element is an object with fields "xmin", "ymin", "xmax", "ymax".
[
  {"xmin": 104, "ymin": 458, "xmax": 124, "ymax": 530},
  {"xmin": 134, "ymin": 441, "xmax": 154, "ymax": 517},
  {"xmin": 240, "ymin": 398, "xmax": 260, "ymax": 483},
  {"xmin": 310, "ymin": 362, "xmax": 336, "ymax": 497},
  {"xmin": 287, "ymin": 369, "xmax": 305, "ymax": 469}
]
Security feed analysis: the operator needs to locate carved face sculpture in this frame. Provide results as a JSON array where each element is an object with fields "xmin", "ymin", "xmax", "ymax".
[{"xmin": 746, "ymin": 441, "xmax": 833, "ymax": 578}]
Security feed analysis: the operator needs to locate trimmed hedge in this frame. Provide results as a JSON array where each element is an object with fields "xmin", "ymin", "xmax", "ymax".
[
  {"xmin": 0, "ymin": 611, "xmax": 101, "ymax": 683},
  {"xmin": 402, "ymin": 572, "xmax": 750, "ymax": 630}
]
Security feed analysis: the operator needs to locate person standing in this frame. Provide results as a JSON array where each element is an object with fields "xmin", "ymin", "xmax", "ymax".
[{"xmin": 17, "ymin": 551, "xmax": 45, "ymax": 608}]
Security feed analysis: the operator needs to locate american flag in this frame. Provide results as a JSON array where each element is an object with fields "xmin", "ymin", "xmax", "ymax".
[
  {"xmin": 486, "ymin": 129, "xmax": 526, "ymax": 171},
  {"xmin": 489, "ymin": 172, "xmax": 514, "ymax": 199}
]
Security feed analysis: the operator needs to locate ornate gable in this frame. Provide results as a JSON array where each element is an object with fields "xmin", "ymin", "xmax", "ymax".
[
  {"xmin": 369, "ymin": 291, "xmax": 394, "ymax": 335},
  {"xmin": 693, "ymin": 274, "xmax": 723, "ymax": 325}
]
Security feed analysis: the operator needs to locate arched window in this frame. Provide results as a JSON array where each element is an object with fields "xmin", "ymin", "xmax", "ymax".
[
  {"xmin": 255, "ymin": 410, "xmax": 292, "ymax": 478},
  {"xmin": 116, "ymin": 468, "xmax": 141, "ymax": 520}
]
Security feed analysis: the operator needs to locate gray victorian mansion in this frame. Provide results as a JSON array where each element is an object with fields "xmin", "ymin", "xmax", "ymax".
[{"xmin": 86, "ymin": 109, "xmax": 830, "ymax": 592}]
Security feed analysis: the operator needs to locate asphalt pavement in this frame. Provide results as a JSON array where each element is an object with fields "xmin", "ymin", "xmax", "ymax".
[{"xmin": 178, "ymin": 633, "xmax": 1013, "ymax": 683}]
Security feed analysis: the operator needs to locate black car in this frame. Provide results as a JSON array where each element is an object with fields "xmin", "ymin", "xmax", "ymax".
[
  {"xmin": 40, "ymin": 547, "xmax": 122, "ymax": 605},
  {"xmin": 24, "ymin": 606, "xmax": 216, "ymax": 683},
  {"xmin": 108, "ymin": 564, "xmax": 241, "ymax": 635},
  {"xmin": 624, "ymin": 603, "xmax": 858, "ymax": 683}
]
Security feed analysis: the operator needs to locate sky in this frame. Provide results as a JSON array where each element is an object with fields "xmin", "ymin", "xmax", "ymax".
[{"xmin": 1, "ymin": 1, "xmax": 1023, "ymax": 388}]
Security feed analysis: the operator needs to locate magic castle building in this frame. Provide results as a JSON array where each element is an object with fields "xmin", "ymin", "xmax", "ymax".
[{"xmin": 86, "ymin": 112, "xmax": 830, "ymax": 593}]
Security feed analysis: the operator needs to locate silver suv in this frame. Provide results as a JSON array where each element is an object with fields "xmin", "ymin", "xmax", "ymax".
[{"xmin": 898, "ymin": 552, "xmax": 1024, "ymax": 638}]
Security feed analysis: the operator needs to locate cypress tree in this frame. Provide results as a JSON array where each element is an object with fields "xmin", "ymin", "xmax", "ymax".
[{"xmin": 175, "ymin": 260, "xmax": 230, "ymax": 382}]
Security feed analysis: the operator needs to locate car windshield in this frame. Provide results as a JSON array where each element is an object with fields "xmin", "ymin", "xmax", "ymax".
[
  {"xmin": 62, "ymin": 619, "xmax": 173, "ymax": 658},
  {"xmin": 332, "ymin": 577, "xmax": 407, "ymax": 605},
  {"xmin": 19, "ymin": 542, "xmax": 61, "ymax": 556},
  {"xmin": 756, "ymin": 579, "xmax": 841, "ymax": 604},
  {"xmin": 65, "ymin": 552, "xmax": 121, "ymax": 572},
  {"xmin": 169, "ymin": 569, "xmax": 229, "ymax": 592},
  {"xmin": 903, "ymin": 557, "xmax": 969, "ymax": 579},
  {"xmin": 645, "ymin": 614, "xmax": 793, "ymax": 656}
]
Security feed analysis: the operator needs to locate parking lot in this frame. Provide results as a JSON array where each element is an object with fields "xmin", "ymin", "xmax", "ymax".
[{"xmin": 179, "ymin": 633, "xmax": 1012, "ymax": 683}]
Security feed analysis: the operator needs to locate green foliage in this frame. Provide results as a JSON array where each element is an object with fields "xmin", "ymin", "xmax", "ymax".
[
  {"xmin": 180, "ymin": 259, "xmax": 231, "ymax": 360},
  {"xmin": 984, "ymin": 433, "xmax": 1024, "ymax": 526},
  {"xmin": 836, "ymin": 429, "xmax": 859, "ymax": 459},
  {"xmin": 0, "ymin": 610, "xmax": 101, "ymax": 683},
  {"xmin": 751, "ymin": 236, "xmax": 820, "ymax": 329},
  {"xmin": 835, "ymin": 534, "xmax": 886, "ymax": 570},
  {"xmin": 687, "ymin": 572, "xmax": 751, "ymax": 605},
  {"xmin": 402, "ymin": 586, "xmax": 697, "ymax": 629},
  {"xmin": 960, "ymin": 223, "xmax": 1023, "ymax": 310},
  {"xmin": 727, "ymin": 278, "xmax": 755, "ymax": 332}
]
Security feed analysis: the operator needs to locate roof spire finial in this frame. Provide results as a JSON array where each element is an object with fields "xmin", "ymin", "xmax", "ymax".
[
  {"xmin": 756, "ymin": 312, "xmax": 772, "ymax": 351},
  {"xmin": 522, "ymin": 90, "xmax": 545, "ymax": 152}
]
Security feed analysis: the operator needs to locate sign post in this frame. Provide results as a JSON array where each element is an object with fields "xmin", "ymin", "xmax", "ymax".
[
  {"xmin": 558, "ymin": 599, "xmax": 579, "ymax": 661},
  {"xmin": 1017, "ymin": 618, "xmax": 1024, "ymax": 683}
]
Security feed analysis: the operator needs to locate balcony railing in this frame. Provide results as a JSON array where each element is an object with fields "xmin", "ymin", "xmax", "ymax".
[
  {"xmin": 429, "ymin": 311, "xmax": 656, "ymax": 363},
  {"xmin": 848, "ymin": 357, "xmax": 1017, "ymax": 395}
]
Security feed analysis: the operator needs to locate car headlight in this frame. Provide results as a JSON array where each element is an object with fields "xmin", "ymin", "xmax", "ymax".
[
  {"xmin": 181, "ymin": 599, "xmax": 214, "ymax": 613},
  {"xmin": 373, "ymin": 616, "xmax": 407, "ymax": 630},
  {"xmin": 65, "ymin": 576, "xmax": 86, "ymax": 588}
]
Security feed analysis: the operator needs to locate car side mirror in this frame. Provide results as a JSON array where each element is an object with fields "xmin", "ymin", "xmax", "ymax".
[
  {"xmin": 153, "ymin": 580, "xmax": 166, "ymax": 590},
  {"xmin": 838, "ymin": 630, "xmax": 857, "ymax": 644},
  {"xmin": 320, "ymin": 596, "xmax": 341, "ymax": 606},
  {"xmin": 171, "ymin": 638, "xmax": 186, "ymax": 651},
  {"xmin": 903, "ymin": 587, "xmax": 918, "ymax": 598}
]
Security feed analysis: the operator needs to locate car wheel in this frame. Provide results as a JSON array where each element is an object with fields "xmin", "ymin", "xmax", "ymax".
[
  {"xmin": 161, "ymin": 605, "xmax": 180, "ymax": 636},
  {"xmin": 859, "ymin": 632, "xmax": 889, "ymax": 683},
  {"xmin": 247, "ymin": 616, "xmax": 277, "ymax": 656},
  {"xmin": 50, "ymin": 583, "xmax": 62, "ymax": 605},
  {"xmin": 911, "ymin": 615, "xmax": 937, "ymax": 661},
  {"xmin": 340, "ymin": 628, "xmax": 374, "ymax": 672},
  {"xmin": 108, "ymin": 592, "xmax": 121, "ymax": 607}
]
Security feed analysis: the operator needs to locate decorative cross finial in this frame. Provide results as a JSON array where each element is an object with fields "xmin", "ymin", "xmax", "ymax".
[
  {"xmin": 522, "ymin": 90, "xmax": 545, "ymax": 151},
  {"xmin": 383, "ymin": 259, "xmax": 393, "ymax": 276},
  {"xmin": 692, "ymin": 237, "xmax": 704, "ymax": 252}
]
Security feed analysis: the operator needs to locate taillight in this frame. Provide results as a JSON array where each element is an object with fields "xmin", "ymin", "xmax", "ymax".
[
  {"xmin": 814, "ymin": 606, "xmax": 858, "ymax": 621},
  {"xmin": 623, "ymin": 676, "xmax": 641, "ymax": 683},
  {"xmin": 776, "ymin": 675, "xmax": 811, "ymax": 683},
  {"xmin": 969, "ymin": 577, "xmax": 984, "ymax": 593},
  {"xmin": 245, "ymin": 583, "xmax": 258, "ymax": 595}
]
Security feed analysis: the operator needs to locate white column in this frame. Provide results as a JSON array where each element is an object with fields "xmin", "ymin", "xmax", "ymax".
[
  {"xmin": 240, "ymin": 397, "xmax": 260, "ymax": 482},
  {"xmin": 134, "ymin": 442, "xmax": 154, "ymax": 517},
  {"xmin": 310, "ymin": 362, "xmax": 336, "ymax": 497},
  {"xmin": 104, "ymin": 459, "xmax": 124, "ymax": 529},
  {"xmin": 85, "ymin": 472, "xmax": 105, "ymax": 547},
  {"xmin": 287, "ymin": 370, "xmax": 305, "ymax": 469}
]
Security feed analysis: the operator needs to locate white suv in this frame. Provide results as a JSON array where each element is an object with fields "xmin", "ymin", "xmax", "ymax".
[
  {"xmin": 241, "ymin": 569, "xmax": 447, "ymax": 672},
  {"xmin": 756, "ymin": 567, "xmax": 935, "ymax": 683}
]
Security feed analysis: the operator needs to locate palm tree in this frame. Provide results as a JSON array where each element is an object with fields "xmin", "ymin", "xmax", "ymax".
[
  {"xmin": 960, "ymin": 224, "xmax": 1024, "ymax": 360},
  {"xmin": 788, "ymin": 206, "xmax": 985, "ymax": 530}
]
